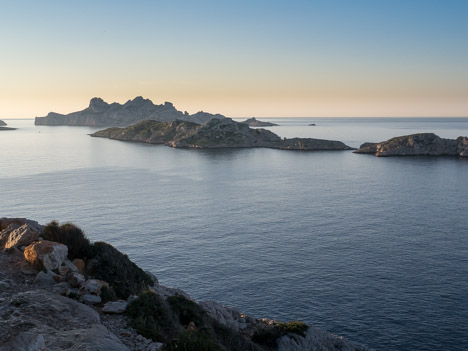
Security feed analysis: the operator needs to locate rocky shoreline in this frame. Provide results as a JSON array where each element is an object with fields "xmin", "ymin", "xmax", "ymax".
[
  {"xmin": 91, "ymin": 118, "xmax": 354, "ymax": 151},
  {"xmin": 0, "ymin": 217, "xmax": 371, "ymax": 351}
]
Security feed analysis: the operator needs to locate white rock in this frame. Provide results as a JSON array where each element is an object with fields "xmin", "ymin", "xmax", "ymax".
[
  {"xmin": 24, "ymin": 241, "xmax": 68, "ymax": 271},
  {"xmin": 80, "ymin": 294, "xmax": 102, "ymax": 305},
  {"xmin": 33, "ymin": 271, "xmax": 55, "ymax": 286},
  {"xmin": 68, "ymin": 272, "xmax": 85, "ymax": 288},
  {"xmin": 4, "ymin": 224, "xmax": 40, "ymax": 249},
  {"xmin": 102, "ymin": 300, "xmax": 128, "ymax": 314},
  {"xmin": 79, "ymin": 279, "xmax": 109, "ymax": 296}
]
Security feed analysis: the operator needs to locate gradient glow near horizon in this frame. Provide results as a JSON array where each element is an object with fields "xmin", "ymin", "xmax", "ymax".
[{"xmin": 1, "ymin": 0, "xmax": 467, "ymax": 118}]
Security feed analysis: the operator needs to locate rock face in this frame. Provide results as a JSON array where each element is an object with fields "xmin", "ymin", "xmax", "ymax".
[
  {"xmin": 91, "ymin": 118, "xmax": 354, "ymax": 151},
  {"xmin": 240, "ymin": 117, "xmax": 279, "ymax": 127},
  {"xmin": 24, "ymin": 240, "xmax": 68, "ymax": 270},
  {"xmin": 0, "ymin": 218, "xmax": 43, "ymax": 249},
  {"xmin": 34, "ymin": 97, "xmax": 225, "ymax": 127},
  {"xmin": 354, "ymin": 133, "xmax": 468, "ymax": 157},
  {"xmin": 0, "ymin": 290, "xmax": 129, "ymax": 351}
]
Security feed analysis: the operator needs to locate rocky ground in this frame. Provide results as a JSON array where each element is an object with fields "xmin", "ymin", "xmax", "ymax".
[{"xmin": 0, "ymin": 218, "xmax": 372, "ymax": 351}]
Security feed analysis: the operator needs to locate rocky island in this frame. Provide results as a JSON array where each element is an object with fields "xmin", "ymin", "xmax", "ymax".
[
  {"xmin": 240, "ymin": 117, "xmax": 279, "ymax": 127},
  {"xmin": 354, "ymin": 133, "xmax": 468, "ymax": 157},
  {"xmin": 91, "ymin": 118, "xmax": 354, "ymax": 151},
  {"xmin": 0, "ymin": 217, "xmax": 371, "ymax": 351},
  {"xmin": 34, "ymin": 97, "xmax": 225, "ymax": 127},
  {"xmin": 0, "ymin": 120, "xmax": 16, "ymax": 131}
]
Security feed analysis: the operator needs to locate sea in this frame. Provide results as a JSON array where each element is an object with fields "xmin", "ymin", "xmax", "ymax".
[{"xmin": 1, "ymin": 117, "xmax": 468, "ymax": 351}]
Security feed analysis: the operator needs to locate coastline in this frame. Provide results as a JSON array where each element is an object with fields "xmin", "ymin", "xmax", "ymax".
[{"xmin": 0, "ymin": 217, "xmax": 372, "ymax": 351}]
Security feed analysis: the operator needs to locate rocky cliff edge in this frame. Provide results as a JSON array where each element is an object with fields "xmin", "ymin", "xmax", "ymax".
[{"xmin": 0, "ymin": 217, "xmax": 372, "ymax": 351}]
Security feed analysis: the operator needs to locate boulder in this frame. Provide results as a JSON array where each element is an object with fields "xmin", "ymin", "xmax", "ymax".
[
  {"xmin": 79, "ymin": 279, "xmax": 109, "ymax": 296},
  {"xmin": 1, "ymin": 224, "xmax": 40, "ymax": 249},
  {"xmin": 33, "ymin": 271, "xmax": 55, "ymax": 286},
  {"xmin": 68, "ymin": 272, "xmax": 85, "ymax": 288},
  {"xmin": 80, "ymin": 294, "xmax": 102, "ymax": 305},
  {"xmin": 24, "ymin": 241, "xmax": 68, "ymax": 271},
  {"xmin": 102, "ymin": 300, "xmax": 128, "ymax": 314}
]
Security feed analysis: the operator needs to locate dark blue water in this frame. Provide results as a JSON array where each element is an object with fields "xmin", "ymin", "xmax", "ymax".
[{"xmin": 1, "ymin": 118, "xmax": 468, "ymax": 350}]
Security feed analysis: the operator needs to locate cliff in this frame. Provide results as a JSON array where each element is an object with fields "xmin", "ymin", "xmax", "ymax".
[
  {"xmin": 240, "ymin": 117, "xmax": 279, "ymax": 127},
  {"xmin": 91, "ymin": 118, "xmax": 354, "ymax": 151},
  {"xmin": 0, "ymin": 217, "xmax": 372, "ymax": 351},
  {"xmin": 354, "ymin": 133, "xmax": 468, "ymax": 157},
  {"xmin": 34, "ymin": 97, "xmax": 225, "ymax": 127}
]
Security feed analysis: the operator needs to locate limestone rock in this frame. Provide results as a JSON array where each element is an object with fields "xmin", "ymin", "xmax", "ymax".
[
  {"xmin": 34, "ymin": 96, "xmax": 224, "ymax": 127},
  {"xmin": 80, "ymin": 294, "xmax": 102, "ymax": 305},
  {"xmin": 354, "ymin": 133, "xmax": 468, "ymax": 157},
  {"xmin": 0, "ymin": 331, "xmax": 46, "ymax": 351},
  {"xmin": 102, "ymin": 300, "xmax": 128, "ymax": 314},
  {"xmin": 33, "ymin": 271, "xmax": 55, "ymax": 286},
  {"xmin": 79, "ymin": 279, "xmax": 109, "ymax": 296},
  {"xmin": 68, "ymin": 272, "xmax": 85, "ymax": 288},
  {"xmin": 199, "ymin": 300, "xmax": 251, "ymax": 331},
  {"xmin": 92, "ymin": 118, "xmax": 354, "ymax": 151},
  {"xmin": 24, "ymin": 241, "xmax": 68, "ymax": 271},
  {"xmin": 3, "ymin": 224, "xmax": 40, "ymax": 249}
]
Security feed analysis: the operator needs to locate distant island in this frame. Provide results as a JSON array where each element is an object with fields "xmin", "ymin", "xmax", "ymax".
[
  {"xmin": 34, "ymin": 97, "xmax": 225, "ymax": 127},
  {"xmin": 0, "ymin": 120, "xmax": 16, "ymax": 131},
  {"xmin": 91, "ymin": 118, "xmax": 354, "ymax": 151},
  {"xmin": 240, "ymin": 117, "xmax": 278, "ymax": 127},
  {"xmin": 354, "ymin": 133, "xmax": 468, "ymax": 157}
]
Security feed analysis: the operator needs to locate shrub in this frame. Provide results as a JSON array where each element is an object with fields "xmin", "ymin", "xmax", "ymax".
[
  {"xmin": 43, "ymin": 220, "xmax": 91, "ymax": 259},
  {"xmin": 167, "ymin": 295, "xmax": 206, "ymax": 327},
  {"xmin": 88, "ymin": 241, "xmax": 155, "ymax": 299},
  {"xmin": 252, "ymin": 321, "xmax": 309, "ymax": 349},
  {"xmin": 127, "ymin": 291, "xmax": 178, "ymax": 342},
  {"xmin": 162, "ymin": 330, "xmax": 222, "ymax": 351}
]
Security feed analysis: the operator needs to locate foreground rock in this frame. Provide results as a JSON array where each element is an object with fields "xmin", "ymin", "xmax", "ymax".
[
  {"xmin": 0, "ymin": 217, "xmax": 372, "ymax": 351},
  {"xmin": 354, "ymin": 133, "xmax": 468, "ymax": 157},
  {"xmin": 241, "ymin": 117, "xmax": 279, "ymax": 127},
  {"xmin": 35, "ymin": 96, "xmax": 225, "ymax": 127},
  {"xmin": 91, "ymin": 118, "xmax": 354, "ymax": 151}
]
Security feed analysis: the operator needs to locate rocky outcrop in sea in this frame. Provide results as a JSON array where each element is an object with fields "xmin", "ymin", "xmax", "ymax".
[
  {"xmin": 240, "ymin": 117, "xmax": 279, "ymax": 127},
  {"xmin": 34, "ymin": 97, "xmax": 225, "ymax": 127},
  {"xmin": 354, "ymin": 133, "xmax": 468, "ymax": 157},
  {"xmin": 0, "ymin": 217, "xmax": 372, "ymax": 351},
  {"xmin": 91, "ymin": 118, "xmax": 354, "ymax": 151},
  {"xmin": 0, "ymin": 120, "xmax": 6, "ymax": 126}
]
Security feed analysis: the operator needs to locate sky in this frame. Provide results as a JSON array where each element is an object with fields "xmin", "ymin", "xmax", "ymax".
[{"xmin": 1, "ymin": 0, "xmax": 467, "ymax": 118}]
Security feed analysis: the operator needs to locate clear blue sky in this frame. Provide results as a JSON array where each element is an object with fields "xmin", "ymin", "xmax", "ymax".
[{"xmin": 1, "ymin": 0, "xmax": 467, "ymax": 117}]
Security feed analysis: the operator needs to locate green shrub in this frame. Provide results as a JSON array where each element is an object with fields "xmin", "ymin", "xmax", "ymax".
[
  {"xmin": 43, "ymin": 221, "xmax": 91, "ymax": 259},
  {"xmin": 252, "ymin": 321, "xmax": 309, "ymax": 348},
  {"xmin": 127, "ymin": 291, "xmax": 178, "ymax": 342},
  {"xmin": 162, "ymin": 330, "xmax": 222, "ymax": 351},
  {"xmin": 88, "ymin": 241, "xmax": 155, "ymax": 299},
  {"xmin": 167, "ymin": 295, "xmax": 206, "ymax": 327}
]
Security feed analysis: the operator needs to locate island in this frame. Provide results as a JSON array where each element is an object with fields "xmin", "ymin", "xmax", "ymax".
[
  {"xmin": 0, "ymin": 217, "xmax": 371, "ymax": 351},
  {"xmin": 354, "ymin": 133, "xmax": 468, "ymax": 157},
  {"xmin": 240, "ymin": 117, "xmax": 279, "ymax": 127},
  {"xmin": 308, "ymin": 123, "xmax": 316, "ymax": 126},
  {"xmin": 0, "ymin": 120, "xmax": 16, "ymax": 131},
  {"xmin": 91, "ymin": 118, "xmax": 354, "ymax": 151},
  {"xmin": 34, "ymin": 97, "xmax": 225, "ymax": 127}
]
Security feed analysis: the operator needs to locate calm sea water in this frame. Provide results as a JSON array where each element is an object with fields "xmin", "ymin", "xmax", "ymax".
[{"xmin": 1, "ymin": 118, "xmax": 468, "ymax": 350}]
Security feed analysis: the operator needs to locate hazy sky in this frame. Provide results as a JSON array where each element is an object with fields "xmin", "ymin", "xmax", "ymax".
[{"xmin": 1, "ymin": 0, "xmax": 467, "ymax": 118}]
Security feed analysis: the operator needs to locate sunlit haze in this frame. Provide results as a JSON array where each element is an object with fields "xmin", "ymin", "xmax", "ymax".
[{"xmin": 1, "ymin": 0, "xmax": 467, "ymax": 118}]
